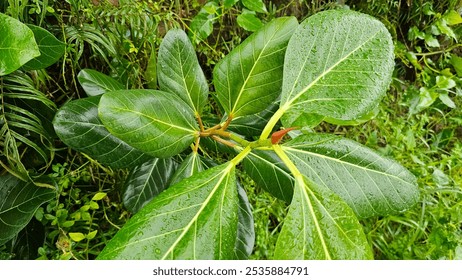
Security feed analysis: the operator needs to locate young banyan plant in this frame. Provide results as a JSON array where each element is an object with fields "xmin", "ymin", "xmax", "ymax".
[{"xmin": 53, "ymin": 10, "xmax": 420, "ymax": 260}]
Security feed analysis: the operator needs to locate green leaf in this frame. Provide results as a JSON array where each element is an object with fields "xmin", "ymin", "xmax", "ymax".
[
  {"xmin": 97, "ymin": 163, "xmax": 238, "ymax": 260},
  {"xmin": 188, "ymin": 6, "xmax": 216, "ymax": 43},
  {"xmin": 274, "ymin": 175, "xmax": 373, "ymax": 259},
  {"xmin": 0, "ymin": 175, "xmax": 55, "ymax": 246},
  {"xmin": 242, "ymin": 0, "xmax": 267, "ymax": 13},
  {"xmin": 234, "ymin": 181, "xmax": 254, "ymax": 260},
  {"xmin": 169, "ymin": 152, "xmax": 255, "ymax": 259},
  {"xmin": 169, "ymin": 152, "xmax": 205, "ymax": 186},
  {"xmin": 223, "ymin": 0, "xmax": 238, "ymax": 9},
  {"xmin": 53, "ymin": 96, "xmax": 151, "ymax": 168},
  {"xmin": 443, "ymin": 10, "xmax": 462, "ymax": 26},
  {"xmin": 77, "ymin": 69, "xmax": 124, "ymax": 96},
  {"xmin": 243, "ymin": 149, "xmax": 294, "ymax": 202},
  {"xmin": 450, "ymin": 54, "xmax": 462, "ymax": 77},
  {"xmin": 228, "ymin": 102, "xmax": 279, "ymax": 136},
  {"xmin": 87, "ymin": 230, "xmax": 98, "ymax": 240},
  {"xmin": 69, "ymin": 232, "xmax": 86, "ymax": 242},
  {"xmin": 122, "ymin": 157, "xmax": 178, "ymax": 213},
  {"xmin": 145, "ymin": 45, "xmax": 157, "ymax": 89},
  {"xmin": 439, "ymin": 93, "xmax": 456, "ymax": 108},
  {"xmin": 280, "ymin": 10, "xmax": 394, "ymax": 127},
  {"xmin": 214, "ymin": 17, "xmax": 298, "ymax": 118},
  {"xmin": 282, "ymin": 133, "xmax": 420, "ymax": 218},
  {"xmin": 0, "ymin": 13, "xmax": 40, "ymax": 75},
  {"xmin": 435, "ymin": 75, "xmax": 456, "ymax": 90},
  {"xmin": 237, "ymin": 10, "xmax": 263, "ymax": 32},
  {"xmin": 91, "ymin": 192, "xmax": 107, "ymax": 201},
  {"xmin": 158, "ymin": 29, "xmax": 209, "ymax": 115},
  {"xmin": 98, "ymin": 89, "xmax": 199, "ymax": 158},
  {"xmin": 22, "ymin": 24, "xmax": 65, "ymax": 70}
]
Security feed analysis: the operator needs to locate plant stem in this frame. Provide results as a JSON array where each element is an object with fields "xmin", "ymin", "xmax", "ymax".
[
  {"xmin": 413, "ymin": 43, "xmax": 462, "ymax": 56},
  {"xmin": 260, "ymin": 104, "xmax": 288, "ymax": 140},
  {"xmin": 272, "ymin": 145, "xmax": 302, "ymax": 179},
  {"xmin": 230, "ymin": 146, "xmax": 251, "ymax": 166}
]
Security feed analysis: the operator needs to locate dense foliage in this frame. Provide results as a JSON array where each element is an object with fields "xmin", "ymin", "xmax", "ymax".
[{"xmin": 0, "ymin": 0, "xmax": 461, "ymax": 260}]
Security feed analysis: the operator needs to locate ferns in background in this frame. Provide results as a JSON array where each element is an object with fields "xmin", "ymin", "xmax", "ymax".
[{"xmin": 0, "ymin": 72, "xmax": 56, "ymax": 180}]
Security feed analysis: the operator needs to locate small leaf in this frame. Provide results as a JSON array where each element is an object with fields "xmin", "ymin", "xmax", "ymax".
[
  {"xmin": 0, "ymin": 175, "xmax": 55, "ymax": 246},
  {"xmin": 0, "ymin": 13, "xmax": 40, "ymax": 75},
  {"xmin": 280, "ymin": 10, "xmax": 394, "ymax": 127},
  {"xmin": 53, "ymin": 96, "xmax": 151, "ymax": 168},
  {"xmin": 450, "ymin": 55, "xmax": 462, "ymax": 77},
  {"xmin": 98, "ymin": 89, "xmax": 199, "ymax": 158},
  {"xmin": 237, "ymin": 10, "xmax": 263, "ymax": 32},
  {"xmin": 282, "ymin": 133, "xmax": 420, "ymax": 218},
  {"xmin": 439, "ymin": 93, "xmax": 456, "ymax": 108},
  {"xmin": 86, "ymin": 230, "xmax": 98, "ymax": 240},
  {"xmin": 77, "ymin": 69, "xmax": 124, "ymax": 96},
  {"xmin": 274, "ymin": 175, "xmax": 373, "ymax": 259},
  {"xmin": 214, "ymin": 17, "xmax": 298, "ymax": 117},
  {"xmin": 122, "ymin": 157, "xmax": 178, "ymax": 213},
  {"xmin": 223, "ymin": 0, "xmax": 238, "ymax": 9},
  {"xmin": 69, "ymin": 232, "xmax": 86, "ymax": 242},
  {"xmin": 22, "ymin": 24, "xmax": 65, "ymax": 70},
  {"xmin": 158, "ymin": 29, "xmax": 209, "ymax": 115},
  {"xmin": 97, "ymin": 163, "xmax": 239, "ymax": 260},
  {"xmin": 91, "ymin": 192, "xmax": 107, "ymax": 201},
  {"xmin": 443, "ymin": 10, "xmax": 462, "ymax": 25},
  {"xmin": 435, "ymin": 75, "xmax": 456, "ymax": 90},
  {"xmin": 188, "ymin": 6, "xmax": 216, "ymax": 43},
  {"xmin": 145, "ymin": 45, "xmax": 157, "ymax": 89},
  {"xmin": 242, "ymin": 0, "xmax": 267, "ymax": 13},
  {"xmin": 424, "ymin": 33, "xmax": 440, "ymax": 48}
]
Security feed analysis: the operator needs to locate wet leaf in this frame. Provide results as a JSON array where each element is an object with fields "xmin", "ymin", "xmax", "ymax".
[
  {"xmin": 53, "ymin": 96, "xmax": 151, "ymax": 168},
  {"xmin": 158, "ymin": 29, "xmax": 208, "ymax": 115},
  {"xmin": 97, "ymin": 163, "xmax": 239, "ymax": 260},
  {"xmin": 22, "ymin": 24, "xmax": 65, "ymax": 70},
  {"xmin": 274, "ymin": 175, "xmax": 372, "ymax": 259},
  {"xmin": 0, "ymin": 175, "xmax": 55, "ymax": 246},
  {"xmin": 243, "ymin": 149, "xmax": 294, "ymax": 202},
  {"xmin": 98, "ymin": 89, "xmax": 199, "ymax": 158},
  {"xmin": 280, "ymin": 10, "xmax": 394, "ymax": 127},
  {"xmin": 77, "ymin": 69, "xmax": 124, "ymax": 96},
  {"xmin": 123, "ymin": 157, "xmax": 178, "ymax": 213},
  {"xmin": 0, "ymin": 13, "xmax": 40, "ymax": 75},
  {"xmin": 214, "ymin": 17, "xmax": 298, "ymax": 117},
  {"xmin": 282, "ymin": 133, "xmax": 420, "ymax": 218}
]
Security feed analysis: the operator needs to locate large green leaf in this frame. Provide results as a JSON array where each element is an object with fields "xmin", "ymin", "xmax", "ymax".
[
  {"xmin": 0, "ymin": 13, "xmax": 40, "ymax": 76},
  {"xmin": 0, "ymin": 175, "xmax": 55, "ymax": 246},
  {"xmin": 169, "ymin": 152, "xmax": 205, "ymax": 186},
  {"xmin": 53, "ymin": 96, "xmax": 151, "ymax": 168},
  {"xmin": 157, "ymin": 29, "xmax": 208, "ymax": 115},
  {"xmin": 274, "ymin": 175, "xmax": 373, "ymax": 259},
  {"xmin": 234, "ymin": 181, "xmax": 254, "ymax": 260},
  {"xmin": 227, "ymin": 101, "xmax": 279, "ymax": 136},
  {"xmin": 169, "ymin": 152, "xmax": 255, "ymax": 259},
  {"xmin": 97, "ymin": 163, "xmax": 238, "ymax": 260},
  {"xmin": 282, "ymin": 133, "xmax": 419, "ymax": 218},
  {"xmin": 279, "ymin": 10, "xmax": 394, "ymax": 127},
  {"xmin": 22, "ymin": 24, "xmax": 65, "ymax": 71},
  {"xmin": 122, "ymin": 157, "xmax": 178, "ymax": 214},
  {"xmin": 77, "ymin": 69, "xmax": 124, "ymax": 96},
  {"xmin": 98, "ymin": 89, "xmax": 199, "ymax": 158},
  {"xmin": 213, "ymin": 17, "xmax": 298, "ymax": 118},
  {"xmin": 243, "ymin": 149, "xmax": 294, "ymax": 202}
]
